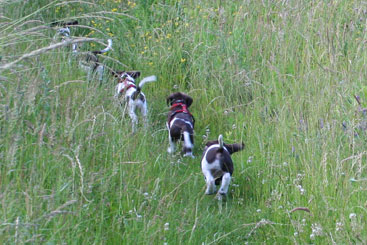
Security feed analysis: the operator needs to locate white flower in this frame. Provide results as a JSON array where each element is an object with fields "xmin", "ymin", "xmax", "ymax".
[
  {"xmin": 349, "ymin": 213, "xmax": 357, "ymax": 220},
  {"xmin": 336, "ymin": 222, "xmax": 343, "ymax": 232},
  {"xmin": 311, "ymin": 223, "xmax": 323, "ymax": 236},
  {"xmin": 164, "ymin": 222, "xmax": 169, "ymax": 231}
]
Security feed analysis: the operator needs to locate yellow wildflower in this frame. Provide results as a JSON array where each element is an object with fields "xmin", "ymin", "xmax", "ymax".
[
  {"xmin": 111, "ymin": 8, "xmax": 118, "ymax": 12},
  {"xmin": 181, "ymin": 58, "xmax": 186, "ymax": 63}
]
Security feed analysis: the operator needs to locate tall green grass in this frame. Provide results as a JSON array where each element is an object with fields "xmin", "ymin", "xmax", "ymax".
[{"xmin": 1, "ymin": 0, "xmax": 367, "ymax": 243}]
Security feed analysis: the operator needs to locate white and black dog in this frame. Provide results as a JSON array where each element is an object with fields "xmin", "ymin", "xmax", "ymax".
[
  {"xmin": 114, "ymin": 71, "xmax": 157, "ymax": 132},
  {"xmin": 201, "ymin": 135, "xmax": 244, "ymax": 197},
  {"xmin": 71, "ymin": 38, "xmax": 112, "ymax": 82},
  {"xmin": 166, "ymin": 92, "xmax": 195, "ymax": 157},
  {"xmin": 51, "ymin": 20, "xmax": 112, "ymax": 82}
]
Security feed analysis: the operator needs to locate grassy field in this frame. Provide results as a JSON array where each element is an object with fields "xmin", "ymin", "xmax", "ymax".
[{"xmin": 1, "ymin": 0, "xmax": 367, "ymax": 243}]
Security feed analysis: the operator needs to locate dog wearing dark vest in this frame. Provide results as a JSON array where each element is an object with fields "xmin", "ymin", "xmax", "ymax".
[
  {"xmin": 114, "ymin": 71, "xmax": 157, "ymax": 132},
  {"xmin": 201, "ymin": 135, "xmax": 244, "ymax": 197},
  {"xmin": 166, "ymin": 92, "xmax": 195, "ymax": 158}
]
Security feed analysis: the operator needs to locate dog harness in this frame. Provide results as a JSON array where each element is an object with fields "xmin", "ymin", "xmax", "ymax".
[
  {"xmin": 119, "ymin": 83, "xmax": 136, "ymax": 94},
  {"xmin": 168, "ymin": 102, "xmax": 194, "ymax": 126},
  {"xmin": 170, "ymin": 103, "xmax": 192, "ymax": 115}
]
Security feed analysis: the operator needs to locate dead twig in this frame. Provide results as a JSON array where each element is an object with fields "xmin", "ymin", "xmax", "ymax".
[
  {"xmin": 290, "ymin": 207, "xmax": 311, "ymax": 213},
  {"xmin": 0, "ymin": 37, "xmax": 100, "ymax": 70}
]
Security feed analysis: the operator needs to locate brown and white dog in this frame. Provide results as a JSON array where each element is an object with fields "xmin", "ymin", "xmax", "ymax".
[
  {"xmin": 166, "ymin": 92, "xmax": 195, "ymax": 157},
  {"xmin": 114, "ymin": 71, "xmax": 157, "ymax": 132},
  {"xmin": 201, "ymin": 135, "xmax": 244, "ymax": 197}
]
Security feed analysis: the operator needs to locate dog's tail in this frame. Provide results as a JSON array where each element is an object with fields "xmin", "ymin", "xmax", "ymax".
[
  {"xmin": 135, "ymin": 75, "xmax": 157, "ymax": 94},
  {"xmin": 131, "ymin": 75, "xmax": 157, "ymax": 100},
  {"xmin": 217, "ymin": 134, "xmax": 244, "ymax": 154},
  {"xmin": 92, "ymin": 39, "xmax": 113, "ymax": 55},
  {"xmin": 218, "ymin": 134, "xmax": 224, "ymax": 149},
  {"xmin": 138, "ymin": 75, "xmax": 157, "ymax": 89}
]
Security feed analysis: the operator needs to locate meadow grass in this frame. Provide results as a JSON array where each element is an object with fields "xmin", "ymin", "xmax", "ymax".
[{"xmin": 1, "ymin": 0, "xmax": 367, "ymax": 244}]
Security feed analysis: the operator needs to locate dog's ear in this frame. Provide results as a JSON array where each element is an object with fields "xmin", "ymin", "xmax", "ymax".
[
  {"xmin": 126, "ymin": 71, "xmax": 141, "ymax": 79},
  {"xmin": 166, "ymin": 93, "xmax": 176, "ymax": 106},
  {"xmin": 224, "ymin": 143, "xmax": 244, "ymax": 154},
  {"xmin": 183, "ymin": 94, "xmax": 193, "ymax": 107},
  {"xmin": 112, "ymin": 70, "xmax": 123, "ymax": 78}
]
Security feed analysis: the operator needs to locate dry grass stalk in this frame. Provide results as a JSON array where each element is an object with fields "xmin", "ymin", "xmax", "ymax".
[{"xmin": 0, "ymin": 37, "xmax": 100, "ymax": 70}]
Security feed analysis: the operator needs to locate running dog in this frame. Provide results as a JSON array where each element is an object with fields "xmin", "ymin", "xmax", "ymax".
[
  {"xmin": 166, "ymin": 92, "xmax": 195, "ymax": 157},
  {"xmin": 51, "ymin": 20, "xmax": 112, "ymax": 82},
  {"xmin": 72, "ymin": 39, "xmax": 112, "ymax": 82},
  {"xmin": 201, "ymin": 135, "xmax": 244, "ymax": 197},
  {"xmin": 114, "ymin": 71, "xmax": 157, "ymax": 132}
]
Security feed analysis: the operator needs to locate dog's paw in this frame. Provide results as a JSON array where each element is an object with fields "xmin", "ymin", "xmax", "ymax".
[
  {"xmin": 218, "ymin": 190, "xmax": 227, "ymax": 196},
  {"xmin": 167, "ymin": 147, "xmax": 174, "ymax": 154},
  {"xmin": 183, "ymin": 152, "xmax": 195, "ymax": 158},
  {"xmin": 205, "ymin": 190, "xmax": 215, "ymax": 195},
  {"xmin": 215, "ymin": 193, "xmax": 226, "ymax": 201},
  {"xmin": 205, "ymin": 187, "xmax": 216, "ymax": 195}
]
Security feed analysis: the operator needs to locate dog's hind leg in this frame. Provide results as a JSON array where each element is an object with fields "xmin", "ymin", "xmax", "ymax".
[
  {"xmin": 183, "ymin": 131, "xmax": 194, "ymax": 158},
  {"xmin": 128, "ymin": 103, "xmax": 138, "ymax": 133},
  {"xmin": 167, "ymin": 128, "xmax": 176, "ymax": 154},
  {"xmin": 203, "ymin": 171, "xmax": 216, "ymax": 195},
  {"xmin": 218, "ymin": 172, "xmax": 231, "ymax": 195}
]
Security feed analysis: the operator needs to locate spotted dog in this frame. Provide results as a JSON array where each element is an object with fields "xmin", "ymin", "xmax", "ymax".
[
  {"xmin": 166, "ymin": 92, "xmax": 195, "ymax": 157},
  {"xmin": 72, "ymin": 39, "xmax": 112, "ymax": 82},
  {"xmin": 114, "ymin": 71, "xmax": 157, "ymax": 132},
  {"xmin": 51, "ymin": 20, "xmax": 112, "ymax": 82},
  {"xmin": 201, "ymin": 135, "xmax": 244, "ymax": 197}
]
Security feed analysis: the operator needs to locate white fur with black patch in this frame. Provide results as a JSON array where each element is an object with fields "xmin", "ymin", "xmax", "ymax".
[
  {"xmin": 72, "ymin": 39, "xmax": 113, "ymax": 82},
  {"xmin": 201, "ymin": 143, "xmax": 231, "ymax": 195},
  {"xmin": 200, "ymin": 134, "xmax": 244, "ymax": 197},
  {"xmin": 115, "ymin": 74, "xmax": 157, "ymax": 132}
]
